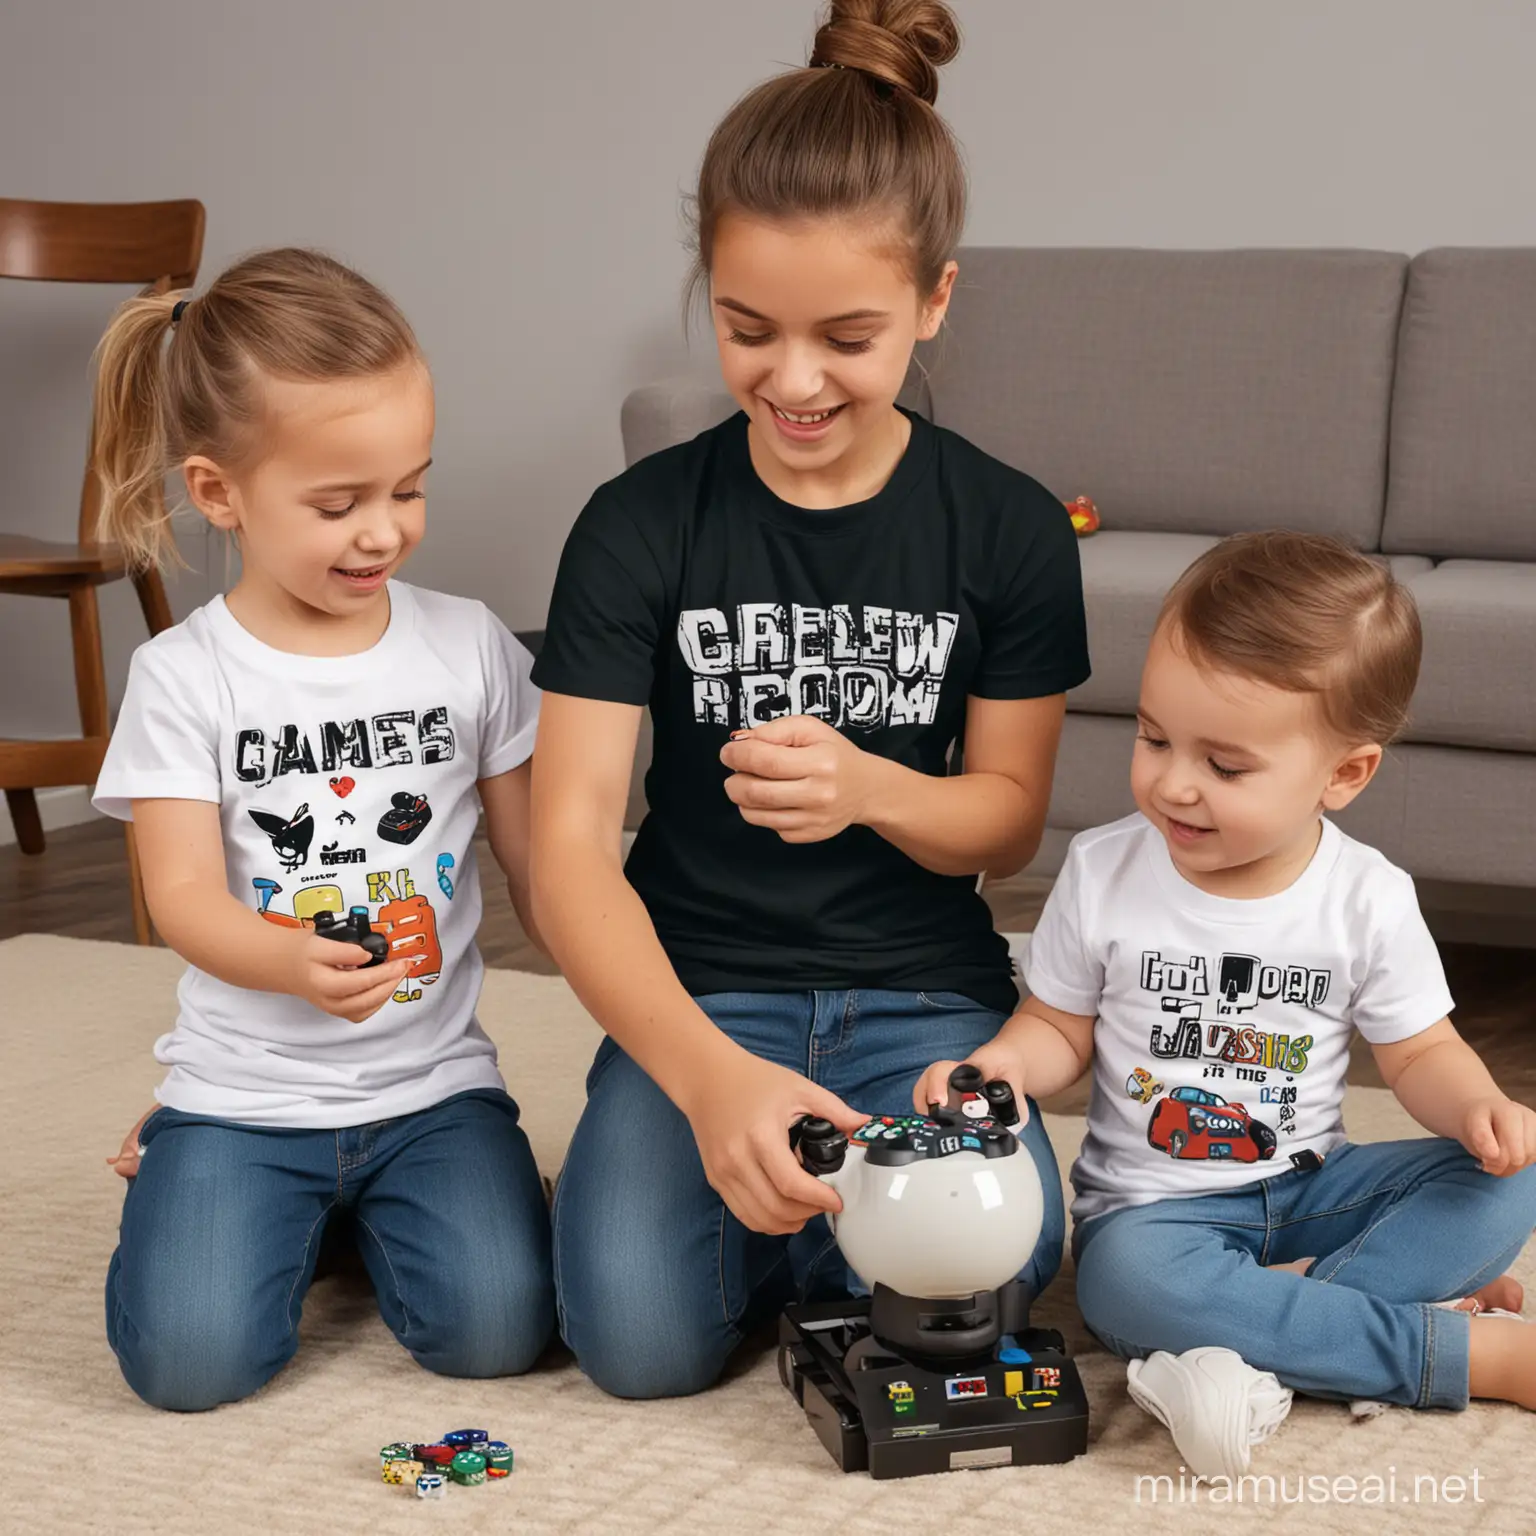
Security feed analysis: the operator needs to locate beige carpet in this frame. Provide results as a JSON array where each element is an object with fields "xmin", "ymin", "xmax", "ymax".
[{"xmin": 3, "ymin": 934, "xmax": 1533, "ymax": 1536}]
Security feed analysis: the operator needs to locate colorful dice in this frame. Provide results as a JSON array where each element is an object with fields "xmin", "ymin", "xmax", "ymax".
[
  {"xmin": 449, "ymin": 1450, "xmax": 487, "ymax": 1486},
  {"xmin": 382, "ymin": 1458, "xmax": 423, "ymax": 1486},
  {"xmin": 485, "ymin": 1441, "xmax": 513, "ymax": 1477},
  {"xmin": 444, "ymin": 1428, "xmax": 488, "ymax": 1451},
  {"xmin": 379, "ymin": 1442, "xmax": 415, "ymax": 1467},
  {"xmin": 415, "ymin": 1473, "xmax": 447, "ymax": 1500}
]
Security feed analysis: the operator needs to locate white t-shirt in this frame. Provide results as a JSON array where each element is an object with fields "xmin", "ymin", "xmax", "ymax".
[
  {"xmin": 1025, "ymin": 813, "xmax": 1453, "ymax": 1225},
  {"xmin": 93, "ymin": 582, "xmax": 539, "ymax": 1128}
]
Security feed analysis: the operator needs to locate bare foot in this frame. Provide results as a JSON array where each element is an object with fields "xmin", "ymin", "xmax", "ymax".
[
  {"xmin": 1463, "ymin": 1275, "xmax": 1526, "ymax": 1316},
  {"xmin": 1469, "ymin": 1313, "xmax": 1536, "ymax": 1409},
  {"xmin": 1266, "ymin": 1257, "xmax": 1315, "ymax": 1277}
]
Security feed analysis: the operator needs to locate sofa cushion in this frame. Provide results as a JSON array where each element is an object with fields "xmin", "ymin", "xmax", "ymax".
[
  {"xmin": 1069, "ymin": 532, "xmax": 1219, "ymax": 713},
  {"xmin": 920, "ymin": 248, "xmax": 1406, "ymax": 547},
  {"xmin": 1403, "ymin": 560, "xmax": 1536, "ymax": 751},
  {"xmin": 1383, "ymin": 249, "xmax": 1536, "ymax": 560}
]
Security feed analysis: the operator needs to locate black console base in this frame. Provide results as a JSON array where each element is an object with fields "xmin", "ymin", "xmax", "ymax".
[{"xmin": 778, "ymin": 1295, "xmax": 1089, "ymax": 1480}]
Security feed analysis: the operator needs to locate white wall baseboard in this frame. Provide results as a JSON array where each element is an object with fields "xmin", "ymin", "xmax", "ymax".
[{"xmin": 0, "ymin": 785, "xmax": 99, "ymax": 848}]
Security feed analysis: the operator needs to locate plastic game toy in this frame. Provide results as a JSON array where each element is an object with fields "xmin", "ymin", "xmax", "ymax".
[
  {"xmin": 780, "ymin": 1065, "xmax": 1089, "ymax": 1478},
  {"xmin": 313, "ymin": 905, "xmax": 389, "ymax": 966},
  {"xmin": 380, "ymin": 1430, "xmax": 511, "ymax": 1498}
]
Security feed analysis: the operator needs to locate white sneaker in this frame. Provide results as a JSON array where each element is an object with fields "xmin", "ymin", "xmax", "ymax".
[{"xmin": 1126, "ymin": 1347, "xmax": 1294, "ymax": 1480}]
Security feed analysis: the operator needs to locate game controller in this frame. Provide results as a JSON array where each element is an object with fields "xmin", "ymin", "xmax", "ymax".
[
  {"xmin": 313, "ymin": 905, "xmax": 389, "ymax": 966},
  {"xmin": 791, "ymin": 1065, "xmax": 1045, "ymax": 1300}
]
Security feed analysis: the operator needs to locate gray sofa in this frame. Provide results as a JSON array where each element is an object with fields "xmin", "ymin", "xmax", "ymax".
[{"xmin": 616, "ymin": 248, "xmax": 1536, "ymax": 890}]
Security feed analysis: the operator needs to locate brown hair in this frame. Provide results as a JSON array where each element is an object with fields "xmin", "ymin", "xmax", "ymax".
[
  {"xmin": 91, "ymin": 247, "xmax": 421, "ymax": 571},
  {"xmin": 687, "ymin": 0, "xmax": 967, "ymax": 306},
  {"xmin": 1158, "ymin": 531, "xmax": 1423, "ymax": 746}
]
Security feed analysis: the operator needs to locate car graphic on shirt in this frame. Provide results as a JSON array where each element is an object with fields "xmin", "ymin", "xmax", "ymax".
[{"xmin": 1147, "ymin": 1086, "xmax": 1277, "ymax": 1163}]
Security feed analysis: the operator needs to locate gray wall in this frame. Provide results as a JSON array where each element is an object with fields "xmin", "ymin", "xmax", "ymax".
[{"xmin": 4, "ymin": 0, "xmax": 1536, "ymax": 750}]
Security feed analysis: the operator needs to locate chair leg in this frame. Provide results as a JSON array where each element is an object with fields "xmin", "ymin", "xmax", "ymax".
[
  {"xmin": 5, "ymin": 788, "xmax": 45, "ymax": 855},
  {"xmin": 69, "ymin": 585, "xmax": 110, "ymax": 740},
  {"xmin": 132, "ymin": 566, "xmax": 174, "ymax": 637},
  {"xmin": 125, "ymin": 822, "xmax": 153, "ymax": 946}
]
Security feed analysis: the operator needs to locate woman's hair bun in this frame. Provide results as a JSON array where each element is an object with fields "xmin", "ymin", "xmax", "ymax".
[{"xmin": 809, "ymin": 0, "xmax": 961, "ymax": 106}]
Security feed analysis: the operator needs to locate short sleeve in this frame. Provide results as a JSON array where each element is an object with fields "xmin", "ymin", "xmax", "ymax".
[
  {"xmin": 1021, "ymin": 836, "xmax": 1105, "ymax": 1015},
  {"xmin": 478, "ymin": 611, "xmax": 541, "ymax": 779},
  {"xmin": 529, "ymin": 488, "xmax": 667, "ymax": 707},
  {"xmin": 1350, "ymin": 888, "xmax": 1456, "ymax": 1044},
  {"xmin": 91, "ymin": 642, "xmax": 221, "ymax": 821},
  {"xmin": 970, "ymin": 488, "xmax": 1091, "ymax": 700}
]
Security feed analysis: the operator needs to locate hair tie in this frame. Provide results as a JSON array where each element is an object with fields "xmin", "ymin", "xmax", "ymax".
[{"xmin": 171, "ymin": 299, "xmax": 189, "ymax": 324}]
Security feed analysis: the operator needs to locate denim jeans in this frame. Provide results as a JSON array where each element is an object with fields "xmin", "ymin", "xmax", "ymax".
[
  {"xmin": 1073, "ymin": 1136, "xmax": 1536, "ymax": 1409},
  {"xmin": 552, "ymin": 989, "xmax": 1065, "ymax": 1399},
  {"xmin": 106, "ymin": 1088, "xmax": 555, "ymax": 1411}
]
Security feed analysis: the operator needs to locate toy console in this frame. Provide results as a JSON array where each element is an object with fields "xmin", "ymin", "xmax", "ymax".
[{"xmin": 780, "ymin": 1066, "xmax": 1089, "ymax": 1478}]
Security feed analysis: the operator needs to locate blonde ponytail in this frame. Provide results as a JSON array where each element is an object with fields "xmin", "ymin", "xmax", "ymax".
[
  {"xmin": 90, "ymin": 290, "xmax": 183, "ymax": 572},
  {"xmin": 88, "ymin": 248, "xmax": 421, "ymax": 574}
]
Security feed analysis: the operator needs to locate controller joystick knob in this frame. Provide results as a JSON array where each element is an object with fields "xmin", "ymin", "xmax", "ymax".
[
  {"xmin": 795, "ymin": 1116, "xmax": 848, "ymax": 1174},
  {"xmin": 984, "ymin": 1080, "xmax": 1020, "ymax": 1127},
  {"xmin": 945, "ymin": 1062, "xmax": 986, "ymax": 1111}
]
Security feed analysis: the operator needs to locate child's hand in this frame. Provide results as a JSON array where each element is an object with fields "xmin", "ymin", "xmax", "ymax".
[
  {"xmin": 1460, "ymin": 1094, "xmax": 1536, "ymax": 1176},
  {"xmin": 106, "ymin": 1106, "xmax": 155, "ymax": 1179},
  {"xmin": 915, "ymin": 1039, "xmax": 1031, "ymax": 1124},
  {"xmin": 287, "ymin": 935, "xmax": 413, "ymax": 1022},
  {"xmin": 683, "ymin": 1048, "xmax": 866, "ymax": 1235}
]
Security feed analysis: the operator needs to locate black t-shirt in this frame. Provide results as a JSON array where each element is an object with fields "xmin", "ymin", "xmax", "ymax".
[{"xmin": 532, "ymin": 408, "xmax": 1090, "ymax": 1015}]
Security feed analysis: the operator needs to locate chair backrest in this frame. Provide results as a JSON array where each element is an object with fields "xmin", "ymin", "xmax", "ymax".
[{"xmin": 0, "ymin": 198, "xmax": 205, "ymax": 543}]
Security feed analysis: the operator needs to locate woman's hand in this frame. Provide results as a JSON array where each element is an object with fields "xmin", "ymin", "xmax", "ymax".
[
  {"xmin": 285, "ymin": 935, "xmax": 413, "ymax": 1022},
  {"xmin": 682, "ymin": 1046, "xmax": 867, "ymax": 1234},
  {"xmin": 1460, "ymin": 1093, "xmax": 1536, "ymax": 1176},
  {"xmin": 106, "ymin": 1106, "xmax": 155, "ymax": 1178},
  {"xmin": 914, "ymin": 1037, "xmax": 1032, "ymax": 1124},
  {"xmin": 719, "ymin": 716, "xmax": 880, "ymax": 843}
]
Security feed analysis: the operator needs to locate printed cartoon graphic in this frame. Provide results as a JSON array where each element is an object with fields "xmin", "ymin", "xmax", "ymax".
[
  {"xmin": 328, "ymin": 775, "xmax": 356, "ymax": 798},
  {"xmin": 1147, "ymin": 1086, "xmax": 1276, "ymax": 1162},
  {"xmin": 436, "ymin": 852, "xmax": 455, "ymax": 900},
  {"xmin": 251, "ymin": 879, "xmax": 344, "ymax": 929},
  {"xmin": 366, "ymin": 866, "xmax": 443, "ymax": 1002},
  {"xmin": 336, "ymin": 810, "xmax": 356, "ymax": 826},
  {"xmin": 320, "ymin": 841, "xmax": 367, "ymax": 866},
  {"xmin": 249, "ymin": 802, "xmax": 314, "ymax": 871},
  {"xmin": 378, "ymin": 791, "xmax": 432, "ymax": 846},
  {"xmin": 1125, "ymin": 1066, "xmax": 1164, "ymax": 1104}
]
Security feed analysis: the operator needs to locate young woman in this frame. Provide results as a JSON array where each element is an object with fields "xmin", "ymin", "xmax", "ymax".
[{"xmin": 531, "ymin": 0, "xmax": 1090, "ymax": 1398}]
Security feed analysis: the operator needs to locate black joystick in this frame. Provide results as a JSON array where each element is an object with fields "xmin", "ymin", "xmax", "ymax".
[
  {"xmin": 792, "ymin": 1115, "xmax": 849, "ymax": 1174},
  {"xmin": 985, "ymin": 1079, "xmax": 1021, "ymax": 1128},
  {"xmin": 313, "ymin": 905, "xmax": 389, "ymax": 967},
  {"xmin": 945, "ymin": 1063, "xmax": 985, "ymax": 1109}
]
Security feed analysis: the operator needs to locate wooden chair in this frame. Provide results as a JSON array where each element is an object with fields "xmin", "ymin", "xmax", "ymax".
[{"xmin": 0, "ymin": 198, "xmax": 205, "ymax": 944}]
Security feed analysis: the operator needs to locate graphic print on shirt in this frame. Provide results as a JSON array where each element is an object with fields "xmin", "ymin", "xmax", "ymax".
[
  {"xmin": 233, "ymin": 705, "xmax": 458, "ymax": 1006},
  {"xmin": 676, "ymin": 602, "xmax": 960, "ymax": 732},
  {"xmin": 232, "ymin": 707, "xmax": 455, "ymax": 788},
  {"xmin": 248, "ymin": 803, "xmax": 314, "ymax": 871},
  {"xmin": 1134, "ymin": 947, "xmax": 1333, "ymax": 1158}
]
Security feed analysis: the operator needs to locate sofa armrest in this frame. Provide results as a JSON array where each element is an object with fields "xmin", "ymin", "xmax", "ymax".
[{"xmin": 621, "ymin": 377, "xmax": 737, "ymax": 468}]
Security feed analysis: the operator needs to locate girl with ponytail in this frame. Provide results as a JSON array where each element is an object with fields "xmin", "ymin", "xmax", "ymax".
[
  {"xmin": 532, "ymin": 2, "xmax": 1090, "ymax": 1399},
  {"xmin": 92, "ymin": 249, "xmax": 554, "ymax": 1410}
]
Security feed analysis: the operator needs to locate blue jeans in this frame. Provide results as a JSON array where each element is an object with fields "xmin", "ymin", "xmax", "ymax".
[
  {"xmin": 106, "ymin": 1088, "xmax": 555, "ymax": 1411},
  {"xmin": 552, "ymin": 989, "xmax": 1065, "ymax": 1399},
  {"xmin": 1073, "ymin": 1136, "xmax": 1536, "ymax": 1409}
]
